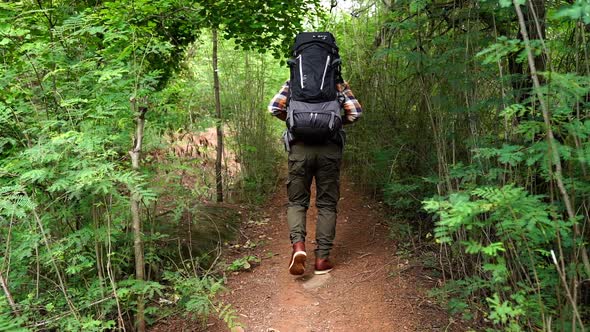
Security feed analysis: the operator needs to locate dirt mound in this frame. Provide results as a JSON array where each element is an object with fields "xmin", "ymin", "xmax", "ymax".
[{"xmin": 149, "ymin": 127, "xmax": 241, "ymax": 201}]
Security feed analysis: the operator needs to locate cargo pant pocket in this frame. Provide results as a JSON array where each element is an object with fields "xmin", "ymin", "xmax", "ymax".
[
  {"xmin": 287, "ymin": 154, "xmax": 310, "ymax": 206},
  {"xmin": 316, "ymin": 153, "xmax": 341, "ymax": 209}
]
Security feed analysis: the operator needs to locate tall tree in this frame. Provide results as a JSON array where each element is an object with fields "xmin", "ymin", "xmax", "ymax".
[
  {"xmin": 129, "ymin": 98, "xmax": 148, "ymax": 332},
  {"xmin": 212, "ymin": 28, "xmax": 224, "ymax": 202}
]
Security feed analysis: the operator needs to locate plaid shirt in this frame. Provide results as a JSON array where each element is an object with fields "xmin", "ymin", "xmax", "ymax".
[{"xmin": 268, "ymin": 81, "xmax": 363, "ymax": 123}]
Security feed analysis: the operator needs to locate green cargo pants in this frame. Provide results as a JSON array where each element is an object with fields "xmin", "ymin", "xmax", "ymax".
[{"xmin": 287, "ymin": 142, "xmax": 342, "ymax": 259}]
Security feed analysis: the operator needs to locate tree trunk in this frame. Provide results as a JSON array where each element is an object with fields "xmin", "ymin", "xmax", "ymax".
[
  {"xmin": 212, "ymin": 28, "xmax": 224, "ymax": 203},
  {"xmin": 0, "ymin": 274, "xmax": 18, "ymax": 317},
  {"xmin": 129, "ymin": 98, "xmax": 147, "ymax": 332},
  {"xmin": 525, "ymin": 0, "xmax": 546, "ymax": 73},
  {"xmin": 507, "ymin": 0, "xmax": 546, "ymax": 105}
]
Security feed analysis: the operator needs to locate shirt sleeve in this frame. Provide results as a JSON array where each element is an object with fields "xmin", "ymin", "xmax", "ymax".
[
  {"xmin": 337, "ymin": 82, "xmax": 363, "ymax": 124},
  {"xmin": 268, "ymin": 81, "xmax": 290, "ymax": 121}
]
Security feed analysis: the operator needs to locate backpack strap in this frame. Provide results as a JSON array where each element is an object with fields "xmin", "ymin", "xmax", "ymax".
[
  {"xmin": 287, "ymin": 106, "xmax": 295, "ymax": 129},
  {"xmin": 332, "ymin": 58, "xmax": 343, "ymax": 84},
  {"xmin": 284, "ymin": 76, "xmax": 292, "ymax": 109},
  {"xmin": 283, "ymin": 130, "xmax": 292, "ymax": 152},
  {"xmin": 328, "ymin": 112, "xmax": 335, "ymax": 130}
]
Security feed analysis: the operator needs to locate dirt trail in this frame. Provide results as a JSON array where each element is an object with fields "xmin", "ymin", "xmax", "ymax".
[{"xmin": 208, "ymin": 179, "xmax": 456, "ymax": 332}]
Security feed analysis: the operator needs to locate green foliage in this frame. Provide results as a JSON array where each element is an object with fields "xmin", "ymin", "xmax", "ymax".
[
  {"xmin": 213, "ymin": 302, "xmax": 241, "ymax": 329},
  {"xmin": 553, "ymin": 0, "xmax": 590, "ymax": 24},
  {"xmin": 499, "ymin": 0, "xmax": 526, "ymax": 8},
  {"xmin": 198, "ymin": 0, "xmax": 322, "ymax": 59},
  {"xmin": 334, "ymin": 0, "xmax": 590, "ymax": 330},
  {"xmin": 163, "ymin": 272, "xmax": 223, "ymax": 318},
  {"xmin": 0, "ymin": 299, "xmax": 28, "ymax": 332},
  {"xmin": 226, "ymin": 255, "xmax": 260, "ymax": 272},
  {"xmin": 163, "ymin": 271, "xmax": 240, "ymax": 328},
  {"xmin": 218, "ymin": 46, "xmax": 285, "ymax": 202},
  {"xmin": 0, "ymin": 0, "xmax": 321, "ymax": 329},
  {"xmin": 420, "ymin": 130, "xmax": 585, "ymax": 329},
  {"xmin": 486, "ymin": 293, "xmax": 525, "ymax": 330}
]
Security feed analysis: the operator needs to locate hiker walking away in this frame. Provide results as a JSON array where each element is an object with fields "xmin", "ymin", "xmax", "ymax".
[{"xmin": 268, "ymin": 32, "xmax": 362, "ymax": 275}]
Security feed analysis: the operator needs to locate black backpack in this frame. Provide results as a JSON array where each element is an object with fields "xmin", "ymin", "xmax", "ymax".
[{"xmin": 286, "ymin": 32, "xmax": 343, "ymax": 144}]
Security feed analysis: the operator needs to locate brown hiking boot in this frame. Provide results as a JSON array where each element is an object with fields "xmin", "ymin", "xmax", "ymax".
[
  {"xmin": 288, "ymin": 242, "xmax": 306, "ymax": 275},
  {"xmin": 314, "ymin": 257, "xmax": 334, "ymax": 275}
]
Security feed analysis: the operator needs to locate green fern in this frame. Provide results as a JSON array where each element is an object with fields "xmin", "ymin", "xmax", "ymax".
[{"xmin": 214, "ymin": 301, "xmax": 242, "ymax": 329}]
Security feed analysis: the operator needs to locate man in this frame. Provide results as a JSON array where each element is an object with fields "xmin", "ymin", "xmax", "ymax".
[{"xmin": 268, "ymin": 79, "xmax": 362, "ymax": 275}]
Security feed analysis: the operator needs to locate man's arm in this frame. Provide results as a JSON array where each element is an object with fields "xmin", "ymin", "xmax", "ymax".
[
  {"xmin": 337, "ymin": 82, "xmax": 363, "ymax": 124},
  {"xmin": 268, "ymin": 81, "xmax": 290, "ymax": 121}
]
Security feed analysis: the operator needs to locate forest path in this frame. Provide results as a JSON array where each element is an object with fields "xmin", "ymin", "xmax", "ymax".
[{"xmin": 209, "ymin": 178, "xmax": 455, "ymax": 332}]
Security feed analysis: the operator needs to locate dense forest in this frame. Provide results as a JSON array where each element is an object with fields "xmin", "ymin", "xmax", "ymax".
[{"xmin": 1, "ymin": 0, "xmax": 590, "ymax": 331}]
